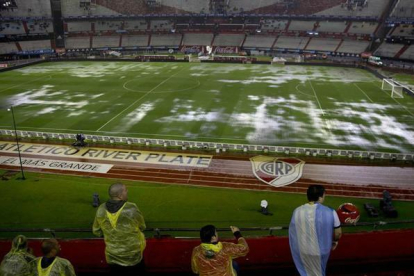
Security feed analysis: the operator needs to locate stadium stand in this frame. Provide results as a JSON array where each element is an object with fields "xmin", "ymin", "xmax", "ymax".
[
  {"xmin": 92, "ymin": 35, "xmax": 120, "ymax": 48},
  {"xmin": 150, "ymin": 20, "xmax": 174, "ymax": 31},
  {"xmin": 390, "ymin": 0, "xmax": 414, "ymax": 19},
  {"xmin": 150, "ymin": 34, "xmax": 181, "ymax": 47},
  {"xmin": 261, "ymin": 19, "xmax": 288, "ymax": 31},
  {"xmin": 123, "ymin": 20, "xmax": 148, "ymax": 31},
  {"xmin": 374, "ymin": 42, "xmax": 405, "ymax": 58},
  {"xmin": 122, "ymin": 35, "xmax": 150, "ymax": 47},
  {"xmin": 19, "ymin": 40, "xmax": 51, "ymax": 51},
  {"xmin": 0, "ymin": 42, "xmax": 18, "ymax": 55},
  {"xmin": 60, "ymin": 0, "xmax": 119, "ymax": 17},
  {"xmin": 391, "ymin": 24, "xmax": 414, "ymax": 37},
  {"xmin": 0, "ymin": 21, "xmax": 26, "ymax": 35},
  {"xmin": 288, "ymin": 21, "xmax": 317, "ymax": 32},
  {"xmin": 67, "ymin": 21, "xmax": 92, "ymax": 33},
  {"xmin": 183, "ymin": 33, "xmax": 214, "ymax": 46},
  {"xmin": 213, "ymin": 34, "xmax": 245, "ymax": 46},
  {"xmin": 274, "ymin": 36, "xmax": 310, "ymax": 50},
  {"xmin": 306, "ymin": 38, "xmax": 341, "ymax": 52},
  {"xmin": 27, "ymin": 20, "xmax": 53, "ymax": 35},
  {"xmin": 243, "ymin": 35, "xmax": 275, "ymax": 48},
  {"xmin": 0, "ymin": 0, "xmax": 52, "ymax": 17},
  {"xmin": 400, "ymin": 45, "xmax": 414, "ymax": 60},
  {"xmin": 336, "ymin": 39, "xmax": 370, "ymax": 53},
  {"xmin": 157, "ymin": 0, "xmax": 209, "ymax": 14},
  {"xmin": 65, "ymin": 37, "xmax": 91, "ymax": 49},
  {"xmin": 347, "ymin": 22, "xmax": 379, "ymax": 35},
  {"xmin": 227, "ymin": 0, "xmax": 284, "ymax": 14},
  {"xmin": 95, "ymin": 21, "xmax": 123, "ymax": 32},
  {"xmin": 317, "ymin": 21, "xmax": 347, "ymax": 33},
  {"xmin": 315, "ymin": 0, "xmax": 389, "ymax": 18}
]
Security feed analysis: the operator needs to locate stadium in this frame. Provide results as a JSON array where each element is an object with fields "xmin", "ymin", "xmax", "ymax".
[{"xmin": 0, "ymin": 0, "xmax": 414, "ymax": 275}]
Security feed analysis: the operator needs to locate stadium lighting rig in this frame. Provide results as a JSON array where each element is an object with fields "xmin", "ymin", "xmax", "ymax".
[
  {"xmin": 7, "ymin": 106, "xmax": 26, "ymax": 180},
  {"xmin": 0, "ymin": 0, "xmax": 17, "ymax": 9}
]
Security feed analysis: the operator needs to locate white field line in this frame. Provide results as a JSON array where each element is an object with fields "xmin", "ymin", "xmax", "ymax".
[
  {"xmin": 374, "ymin": 81, "xmax": 414, "ymax": 118},
  {"xmin": 97, "ymin": 68, "xmax": 184, "ymax": 131},
  {"xmin": 308, "ymin": 80, "xmax": 325, "ymax": 116},
  {"xmin": 354, "ymin": 83, "xmax": 374, "ymax": 103},
  {"xmin": 0, "ymin": 75, "xmax": 52, "ymax": 93}
]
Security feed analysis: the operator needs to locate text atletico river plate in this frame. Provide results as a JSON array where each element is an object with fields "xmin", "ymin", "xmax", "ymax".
[{"xmin": 0, "ymin": 142, "xmax": 212, "ymax": 168}]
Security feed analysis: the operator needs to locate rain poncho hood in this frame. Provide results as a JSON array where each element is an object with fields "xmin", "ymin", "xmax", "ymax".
[
  {"xmin": 191, "ymin": 238, "xmax": 249, "ymax": 276},
  {"xmin": 0, "ymin": 235, "xmax": 35, "ymax": 276},
  {"xmin": 32, "ymin": 256, "xmax": 76, "ymax": 276},
  {"xmin": 93, "ymin": 201, "xmax": 146, "ymax": 266}
]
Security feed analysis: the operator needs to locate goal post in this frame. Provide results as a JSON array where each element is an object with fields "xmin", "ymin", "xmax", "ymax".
[{"xmin": 382, "ymin": 79, "xmax": 404, "ymax": 98}]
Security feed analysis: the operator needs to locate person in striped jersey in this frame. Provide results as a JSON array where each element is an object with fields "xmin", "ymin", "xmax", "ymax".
[{"xmin": 289, "ymin": 185, "xmax": 342, "ymax": 276}]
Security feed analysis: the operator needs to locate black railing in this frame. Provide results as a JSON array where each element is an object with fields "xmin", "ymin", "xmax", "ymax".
[{"xmin": 1, "ymin": 219, "xmax": 413, "ymax": 238}]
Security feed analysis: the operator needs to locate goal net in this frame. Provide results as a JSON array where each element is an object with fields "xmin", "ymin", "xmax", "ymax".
[{"xmin": 382, "ymin": 79, "xmax": 404, "ymax": 98}]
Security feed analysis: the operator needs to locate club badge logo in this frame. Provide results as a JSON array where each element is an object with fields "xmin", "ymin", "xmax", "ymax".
[{"xmin": 250, "ymin": 156, "xmax": 305, "ymax": 187}]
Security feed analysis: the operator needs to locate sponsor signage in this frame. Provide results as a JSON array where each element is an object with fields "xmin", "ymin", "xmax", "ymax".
[
  {"xmin": 180, "ymin": 45, "xmax": 203, "ymax": 53},
  {"xmin": 214, "ymin": 46, "xmax": 239, "ymax": 54},
  {"xmin": 250, "ymin": 155, "xmax": 305, "ymax": 187},
  {"xmin": 0, "ymin": 156, "xmax": 113, "ymax": 174},
  {"xmin": 0, "ymin": 142, "xmax": 212, "ymax": 168}
]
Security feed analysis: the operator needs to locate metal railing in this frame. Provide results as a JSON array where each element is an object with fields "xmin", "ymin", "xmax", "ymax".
[
  {"xmin": 1, "ymin": 129, "xmax": 413, "ymax": 161},
  {"xmin": 1, "ymin": 220, "xmax": 413, "ymax": 238}
]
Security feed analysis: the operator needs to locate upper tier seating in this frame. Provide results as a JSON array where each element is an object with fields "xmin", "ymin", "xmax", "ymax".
[
  {"xmin": 183, "ymin": 33, "xmax": 213, "ymax": 45},
  {"xmin": 274, "ymin": 36, "xmax": 310, "ymax": 49},
  {"xmin": 65, "ymin": 37, "xmax": 91, "ymax": 49},
  {"xmin": 390, "ymin": 0, "xmax": 414, "ymax": 18},
  {"xmin": 19, "ymin": 40, "xmax": 51, "ymax": 51},
  {"xmin": 213, "ymin": 34, "xmax": 245, "ymax": 46},
  {"xmin": 0, "ymin": 0, "xmax": 52, "ymax": 17},
  {"xmin": 315, "ymin": 0, "xmax": 389, "ymax": 18},
  {"xmin": 157, "ymin": 0, "xmax": 209, "ymax": 13},
  {"xmin": 61, "ymin": 0, "xmax": 119, "ymax": 17},
  {"xmin": 243, "ymin": 35, "xmax": 276, "ymax": 48},
  {"xmin": 261, "ymin": 19, "xmax": 288, "ymax": 31}
]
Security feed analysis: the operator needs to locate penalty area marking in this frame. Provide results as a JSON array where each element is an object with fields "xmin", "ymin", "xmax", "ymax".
[
  {"xmin": 97, "ymin": 68, "xmax": 185, "ymax": 131},
  {"xmin": 354, "ymin": 83, "xmax": 374, "ymax": 103},
  {"xmin": 0, "ymin": 75, "xmax": 53, "ymax": 93},
  {"xmin": 374, "ymin": 81, "xmax": 414, "ymax": 118},
  {"xmin": 308, "ymin": 80, "xmax": 325, "ymax": 116}
]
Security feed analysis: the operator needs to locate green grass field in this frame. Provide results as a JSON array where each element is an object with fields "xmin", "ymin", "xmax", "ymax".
[
  {"xmin": 1, "ymin": 61, "xmax": 414, "ymax": 153},
  {"xmin": 1, "ymin": 170, "xmax": 414, "ymax": 239}
]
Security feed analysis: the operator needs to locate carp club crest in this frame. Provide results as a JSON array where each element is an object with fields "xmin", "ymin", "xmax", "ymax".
[{"xmin": 250, "ymin": 156, "xmax": 305, "ymax": 187}]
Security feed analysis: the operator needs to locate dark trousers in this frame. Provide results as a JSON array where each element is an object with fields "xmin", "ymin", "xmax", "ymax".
[{"xmin": 109, "ymin": 261, "xmax": 145, "ymax": 275}]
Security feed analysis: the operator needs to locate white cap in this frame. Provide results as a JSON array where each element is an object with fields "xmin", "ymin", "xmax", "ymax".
[{"xmin": 260, "ymin": 200, "xmax": 268, "ymax": 208}]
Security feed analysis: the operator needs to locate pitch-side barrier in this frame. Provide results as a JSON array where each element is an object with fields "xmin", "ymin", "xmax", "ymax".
[{"xmin": 1, "ymin": 129, "xmax": 413, "ymax": 161}]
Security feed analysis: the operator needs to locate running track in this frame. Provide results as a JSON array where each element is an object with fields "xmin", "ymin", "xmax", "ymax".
[{"xmin": 1, "ymin": 150, "xmax": 414, "ymax": 201}]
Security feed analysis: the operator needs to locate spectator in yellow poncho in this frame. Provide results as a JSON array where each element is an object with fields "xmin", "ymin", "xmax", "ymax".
[
  {"xmin": 32, "ymin": 239, "xmax": 76, "ymax": 276},
  {"xmin": 0, "ymin": 235, "xmax": 35, "ymax": 276},
  {"xmin": 93, "ymin": 183, "xmax": 146, "ymax": 275}
]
